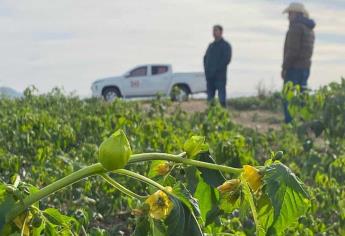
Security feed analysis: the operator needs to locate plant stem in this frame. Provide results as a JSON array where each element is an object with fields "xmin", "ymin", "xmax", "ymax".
[
  {"xmin": 100, "ymin": 174, "xmax": 147, "ymax": 200},
  {"xmin": 129, "ymin": 153, "xmax": 243, "ymax": 174},
  {"xmin": 7, "ymin": 163, "xmax": 105, "ymax": 222},
  {"xmin": 20, "ymin": 212, "xmax": 29, "ymax": 236},
  {"xmin": 6, "ymin": 152, "xmax": 242, "ymax": 222},
  {"xmin": 112, "ymin": 169, "xmax": 186, "ymax": 204},
  {"xmin": 113, "ymin": 169, "xmax": 168, "ymax": 193},
  {"xmin": 241, "ymin": 177, "xmax": 262, "ymax": 236}
]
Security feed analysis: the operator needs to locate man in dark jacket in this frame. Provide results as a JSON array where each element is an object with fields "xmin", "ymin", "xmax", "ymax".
[
  {"xmin": 204, "ymin": 25, "xmax": 232, "ymax": 107},
  {"xmin": 282, "ymin": 3, "xmax": 316, "ymax": 123}
]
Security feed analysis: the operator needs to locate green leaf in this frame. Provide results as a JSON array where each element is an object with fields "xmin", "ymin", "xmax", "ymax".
[
  {"xmin": 205, "ymin": 205, "xmax": 222, "ymax": 226},
  {"xmin": 218, "ymin": 183, "xmax": 250, "ymax": 221},
  {"xmin": 42, "ymin": 208, "xmax": 78, "ymax": 234},
  {"xmin": 151, "ymin": 220, "xmax": 166, "ymax": 236},
  {"xmin": 184, "ymin": 155, "xmax": 224, "ymax": 226},
  {"xmin": 133, "ymin": 216, "xmax": 150, "ymax": 236},
  {"xmin": 257, "ymin": 194, "xmax": 274, "ymax": 234},
  {"xmin": 32, "ymin": 219, "xmax": 46, "ymax": 236},
  {"xmin": 183, "ymin": 136, "xmax": 209, "ymax": 159},
  {"xmin": 0, "ymin": 183, "xmax": 16, "ymax": 230},
  {"xmin": 185, "ymin": 166, "xmax": 198, "ymax": 194},
  {"xmin": 165, "ymin": 196, "xmax": 185, "ymax": 236},
  {"xmin": 172, "ymin": 183, "xmax": 200, "ymax": 216},
  {"xmin": 196, "ymin": 152, "xmax": 226, "ymax": 188},
  {"xmin": 44, "ymin": 221, "xmax": 59, "ymax": 236},
  {"xmin": 43, "ymin": 208, "xmax": 76, "ymax": 226},
  {"xmin": 194, "ymin": 175, "xmax": 219, "ymax": 224},
  {"xmin": 165, "ymin": 196, "xmax": 203, "ymax": 236},
  {"xmin": 263, "ymin": 162, "xmax": 310, "ymax": 235},
  {"xmin": 219, "ymin": 188, "xmax": 241, "ymax": 214}
]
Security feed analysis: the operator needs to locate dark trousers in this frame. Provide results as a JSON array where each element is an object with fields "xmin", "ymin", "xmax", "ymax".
[
  {"xmin": 283, "ymin": 68, "xmax": 310, "ymax": 123},
  {"xmin": 207, "ymin": 80, "xmax": 227, "ymax": 107}
]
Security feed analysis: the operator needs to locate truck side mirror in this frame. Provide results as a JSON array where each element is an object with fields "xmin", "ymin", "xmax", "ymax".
[{"xmin": 124, "ymin": 72, "xmax": 130, "ymax": 78}]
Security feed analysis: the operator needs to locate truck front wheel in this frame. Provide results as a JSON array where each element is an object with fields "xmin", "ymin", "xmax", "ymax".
[
  {"xmin": 103, "ymin": 87, "xmax": 121, "ymax": 102},
  {"xmin": 170, "ymin": 85, "xmax": 190, "ymax": 102}
]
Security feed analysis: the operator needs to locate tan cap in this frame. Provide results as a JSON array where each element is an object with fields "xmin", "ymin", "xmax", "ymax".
[{"xmin": 283, "ymin": 2, "xmax": 309, "ymax": 17}]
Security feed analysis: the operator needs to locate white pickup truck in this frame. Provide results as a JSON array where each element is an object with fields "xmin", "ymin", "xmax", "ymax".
[{"xmin": 91, "ymin": 64, "xmax": 206, "ymax": 101}]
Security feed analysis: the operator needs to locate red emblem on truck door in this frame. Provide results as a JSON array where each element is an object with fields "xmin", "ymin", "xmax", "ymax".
[{"xmin": 130, "ymin": 80, "xmax": 140, "ymax": 88}]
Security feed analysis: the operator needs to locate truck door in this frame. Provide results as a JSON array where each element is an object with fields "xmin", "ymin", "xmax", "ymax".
[
  {"xmin": 146, "ymin": 65, "xmax": 171, "ymax": 95},
  {"xmin": 123, "ymin": 66, "xmax": 151, "ymax": 97}
]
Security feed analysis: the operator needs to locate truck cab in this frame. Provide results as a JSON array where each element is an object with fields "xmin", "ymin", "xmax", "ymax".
[
  {"xmin": 121, "ymin": 64, "xmax": 173, "ymax": 97},
  {"xmin": 91, "ymin": 64, "xmax": 206, "ymax": 101}
]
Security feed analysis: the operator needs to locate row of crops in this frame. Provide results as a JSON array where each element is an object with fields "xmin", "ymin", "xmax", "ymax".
[{"xmin": 0, "ymin": 79, "xmax": 344, "ymax": 235}]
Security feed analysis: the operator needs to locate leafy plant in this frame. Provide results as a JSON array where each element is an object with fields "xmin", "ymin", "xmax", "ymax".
[
  {"xmin": 0, "ymin": 132, "xmax": 309, "ymax": 235},
  {"xmin": 1, "ymin": 81, "xmax": 345, "ymax": 235}
]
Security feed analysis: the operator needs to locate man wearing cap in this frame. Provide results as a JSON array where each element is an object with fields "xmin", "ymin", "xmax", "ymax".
[
  {"xmin": 204, "ymin": 25, "xmax": 232, "ymax": 108},
  {"xmin": 282, "ymin": 2, "xmax": 316, "ymax": 123}
]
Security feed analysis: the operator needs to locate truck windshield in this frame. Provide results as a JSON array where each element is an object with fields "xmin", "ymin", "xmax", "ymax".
[{"xmin": 129, "ymin": 67, "xmax": 147, "ymax": 77}]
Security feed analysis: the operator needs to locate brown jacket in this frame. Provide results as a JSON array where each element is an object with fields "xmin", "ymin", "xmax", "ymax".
[{"xmin": 283, "ymin": 16, "xmax": 315, "ymax": 70}]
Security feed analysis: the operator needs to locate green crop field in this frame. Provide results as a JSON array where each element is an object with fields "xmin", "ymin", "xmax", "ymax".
[{"xmin": 1, "ymin": 80, "xmax": 345, "ymax": 236}]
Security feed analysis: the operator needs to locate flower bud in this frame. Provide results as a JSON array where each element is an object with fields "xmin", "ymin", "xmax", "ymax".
[
  {"xmin": 217, "ymin": 179, "xmax": 241, "ymax": 194},
  {"xmin": 98, "ymin": 130, "xmax": 132, "ymax": 171},
  {"xmin": 156, "ymin": 162, "xmax": 170, "ymax": 176}
]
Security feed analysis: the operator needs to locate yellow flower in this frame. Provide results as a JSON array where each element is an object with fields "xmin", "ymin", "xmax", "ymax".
[
  {"xmin": 156, "ymin": 162, "xmax": 170, "ymax": 176},
  {"xmin": 243, "ymin": 165, "xmax": 262, "ymax": 192},
  {"xmin": 145, "ymin": 187, "xmax": 174, "ymax": 220},
  {"xmin": 217, "ymin": 179, "xmax": 241, "ymax": 194}
]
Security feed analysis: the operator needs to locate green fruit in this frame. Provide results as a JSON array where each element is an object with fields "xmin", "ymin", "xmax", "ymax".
[{"xmin": 98, "ymin": 130, "xmax": 132, "ymax": 170}]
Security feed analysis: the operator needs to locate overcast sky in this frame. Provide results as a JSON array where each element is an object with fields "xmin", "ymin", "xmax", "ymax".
[{"xmin": 0, "ymin": 0, "xmax": 344, "ymax": 96}]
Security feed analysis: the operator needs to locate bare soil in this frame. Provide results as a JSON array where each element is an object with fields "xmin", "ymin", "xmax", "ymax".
[{"xmin": 174, "ymin": 100, "xmax": 284, "ymax": 133}]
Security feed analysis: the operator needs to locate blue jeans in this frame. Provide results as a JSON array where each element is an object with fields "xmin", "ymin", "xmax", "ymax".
[
  {"xmin": 283, "ymin": 68, "xmax": 310, "ymax": 123},
  {"xmin": 207, "ymin": 80, "xmax": 227, "ymax": 107}
]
